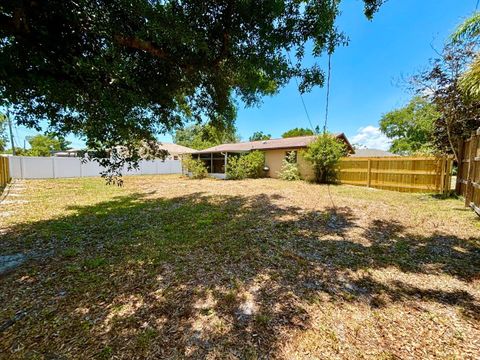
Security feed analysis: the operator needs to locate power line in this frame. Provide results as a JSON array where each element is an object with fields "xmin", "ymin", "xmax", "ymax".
[
  {"xmin": 286, "ymin": 50, "xmax": 316, "ymax": 133},
  {"xmin": 323, "ymin": 52, "xmax": 332, "ymax": 134},
  {"xmin": 324, "ymin": 0, "xmax": 336, "ymax": 134},
  {"xmin": 476, "ymin": 0, "xmax": 479, "ymax": 10}
]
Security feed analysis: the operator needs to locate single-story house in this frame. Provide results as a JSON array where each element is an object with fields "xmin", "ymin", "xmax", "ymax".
[
  {"xmin": 350, "ymin": 148, "xmax": 397, "ymax": 157},
  {"xmin": 190, "ymin": 134, "xmax": 354, "ymax": 180}
]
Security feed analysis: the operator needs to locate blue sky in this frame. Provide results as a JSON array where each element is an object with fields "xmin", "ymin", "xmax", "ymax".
[{"xmin": 8, "ymin": 0, "xmax": 478, "ymax": 150}]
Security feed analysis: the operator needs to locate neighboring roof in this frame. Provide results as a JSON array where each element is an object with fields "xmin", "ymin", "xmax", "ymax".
[
  {"xmin": 52, "ymin": 149, "xmax": 83, "ymax": 157},
  {"xmin": 350, "ymin": 148, "xmax": 398, "ymax": 157},
  {"xmin": 192, "ymin": 133, "xmax": 354, "ymax": 154},
  {"xmin": 158, "ymin": 142, "xmax": 196, "ymax": 155}
]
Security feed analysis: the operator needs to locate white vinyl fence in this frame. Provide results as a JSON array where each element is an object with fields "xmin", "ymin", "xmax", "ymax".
[{"xmin": 8, "ymin": 156, "xmax": 182, "ymax": 179}]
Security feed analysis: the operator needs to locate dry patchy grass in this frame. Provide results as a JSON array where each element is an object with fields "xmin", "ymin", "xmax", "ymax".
[{"xmin": 1, "ymin": 175, "xmax": 479, "ymax": 359}]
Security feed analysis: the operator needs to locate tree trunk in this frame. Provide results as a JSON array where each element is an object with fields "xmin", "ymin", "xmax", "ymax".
[{"xmin": 446, "ymin": 118, "xmax": 459, "ymax": 163}]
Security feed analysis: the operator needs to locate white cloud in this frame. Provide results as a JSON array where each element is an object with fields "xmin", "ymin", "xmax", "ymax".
[{"xmin": 351, "ymin": 126, "xmax": 391, "ymax": 151}]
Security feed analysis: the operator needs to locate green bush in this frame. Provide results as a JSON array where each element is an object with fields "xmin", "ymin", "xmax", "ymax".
[
  {"xmin": 303, "ymin": 133, "xmax": 347, "ymax": 183},
  {"xmin": 279, "ymin": 151, "xmax": 301, "ymax": 181},
  {"xmin": 226, "ymin": 151, "xmax": 265, "ymax": 180},
  {"xmin": 182, "ymin": 155, "xmax": 208, "ymax": 179}
]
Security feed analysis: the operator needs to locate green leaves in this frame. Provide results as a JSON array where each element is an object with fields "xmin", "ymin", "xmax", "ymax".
[
  {"xmin": 451, "ymin": 12, "xmax": 480, "ymax": 43},
  {"xmin": 303, "ymin": 133, "xmax": 346, "ymax": 183},
  {"xmin": 249, "ymin": 131, "xmax": 271, "ymax": 142},
  {"xmin": 0, "ymin": 0, "xmax": 383, "ymax": 177},
  {"xmin": 282, "ymin": 127, "xmax": 315, "ymax": 138},
  {"xmin": 379, "ymin": 97, "xmax": 439, "ymax": 155},
  {"xmin": 279, "ymin": 151, "xmax": 301, "ymax": 181},
  {"xmin": 174, "ymin": 123, "xmax": 239, "ymax": 150},
  {"xmin": 26, "ymin": 134, "xmax": 71, "ymax": 157},
  {"xmin": 226, "ymin": 151, "xmax": 265, "ymax": 180},
  {"xmin": 182, "ymin": 155, "xmax": 208, "ymax": 179},
  {"xmin": 0, "ymin": 113, "xmax": 8, "ymax": 152}
]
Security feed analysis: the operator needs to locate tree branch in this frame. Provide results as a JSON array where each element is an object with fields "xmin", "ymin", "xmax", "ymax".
[{"xmin": 113, "ymin": 35, "xmax": 168, "ymax": 60}]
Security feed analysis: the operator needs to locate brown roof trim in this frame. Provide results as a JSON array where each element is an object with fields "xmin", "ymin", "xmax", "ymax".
[{"xmin": 336, "ymin": 133, "xmax": 355, "ymax": 154}]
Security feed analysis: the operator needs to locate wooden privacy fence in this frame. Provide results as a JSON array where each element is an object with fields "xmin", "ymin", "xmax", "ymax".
[
  {"xmin": 0, "ymin": 156, "xmax": 10, "ymax": 188},
  {"xmin": 338, "ymin": 156, "xmax": 453, "ymax": 193},
  {"xmin": 456, "ymin": 128, "xmax": 480, "ymax": 215}
]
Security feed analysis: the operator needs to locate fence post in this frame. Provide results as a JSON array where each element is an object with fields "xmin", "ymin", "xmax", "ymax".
[
  {"xmin": 20, "ymin": 156, "xmax": 25, "ymax": 179},
  {"xmin": 6, "ymin": 157, "xmax": 10, "ymax": 183},
  {"xmin": 0, "ymin": 157, "xmax": 4, "ymax": 186},
  {"xmin": 366, "ymin": 159, "xmax": 371, "ymax": 187},
  {"xmin": 456, "ymin": 139, "xmax": 464, "ymax": 194},
  {"xmin": 52, "ymin": 157, "xmax": 56, "ymax": 178},
  {"xmin": 446, "ymin": 157, "xmax": 453, "ymax": 193},
  {"xmin": 439, "ymin": 157, "xmax": 446, "ymax": 194},
  {"xmin": 465, "ymin": 131, "xmax": 479, "ymax": 207}
]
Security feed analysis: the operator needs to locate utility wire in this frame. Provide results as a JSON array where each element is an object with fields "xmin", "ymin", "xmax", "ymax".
[
  {"xmin": 323, "ymin": 52, "xmax": 332, "ymax": 134},
  {"xmin": 476, "ymin": 0, "xmax": 479, "ymax": 10},
  {"xmin": 324, "ymin": 0, "xmax": 337, "ymax": 134},
  {"xmin": 286, "ymin": 50, "xmax": 316, "ymax": 134}
]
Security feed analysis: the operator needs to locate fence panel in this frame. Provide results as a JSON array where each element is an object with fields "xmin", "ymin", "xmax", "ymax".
[
  {"xmin": 8, "ymin": 156, "xmax": 183, "ymax": 179},
  {"xmin": 0, "ymin": 156, "xmax": 10, "ymax": 188},
  {"xmin": 457, "ymin": 128, "xmax": 480, "ymax": 215},
  {"xmin": 338, "ymin": 156, "xmax": 452, "ymax": 193}
]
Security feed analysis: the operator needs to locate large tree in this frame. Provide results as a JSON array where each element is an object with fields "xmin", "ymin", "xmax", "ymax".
[
  {"xmin": 281, "ymin": 127, "xmax": 315, "ymax": 138},
  {"xmin": 173, "ymin": 123, "xmax": 239, "ymax": 150},
  {"xmin": 26, "ymin": 134, "xmax": 72, "ymax": 156},
  {"xmin": 411, "ymin": 41, "xmax": 480, "ymax": 162},
  {"xmin": 0, "ymin": 0, "xmax": 383, "ymax": 179},
  {"xmin": 379, "ymin": 96, "xmax": 439, "ymax": 155},
  {"xmin": 249, "ymin": 131, "xmax": 271, "ymax": 141}
]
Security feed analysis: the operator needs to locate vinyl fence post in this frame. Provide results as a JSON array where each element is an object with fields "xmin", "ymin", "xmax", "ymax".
[
  {"xmin": 20, "ymin": 156, "xmax": 25, "ymax": 179},
  {"xmin": 52, "ymin": 157, "xmax": 56, "ymax": 178}
]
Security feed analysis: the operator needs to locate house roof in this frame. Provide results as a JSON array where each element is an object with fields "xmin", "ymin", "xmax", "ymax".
[
  {"xmin": 158, "ymin": 142, "xmax": 196, "ymax": 155},
  {"xmin": 350, "ymin": 148, "xmax": 397, "ymax": 157},
  {"xmin": 192, "ymin": 133, "xmax": 353, "ymax": 154}
]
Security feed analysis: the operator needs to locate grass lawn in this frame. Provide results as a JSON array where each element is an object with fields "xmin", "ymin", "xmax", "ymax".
[{"xmin": 1, "ymin": 175, "xmax": 479, "ymax": 359}]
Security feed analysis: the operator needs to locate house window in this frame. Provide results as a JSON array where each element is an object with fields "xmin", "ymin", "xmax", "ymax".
[
  {"xmin": 285, "ymin": 150, "xmax": 297, "ymax": 163},
  {"xmin": 173, "ymin": 155, "xmax": 179, "ymax": 160}
]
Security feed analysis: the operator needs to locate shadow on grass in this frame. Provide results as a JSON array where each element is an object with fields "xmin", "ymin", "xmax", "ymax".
[{"xmin": 0, "ymin": 191, "xmax": 479, "ymax": 358}]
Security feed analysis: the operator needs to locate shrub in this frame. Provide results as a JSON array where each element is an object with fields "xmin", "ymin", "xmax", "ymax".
[
  {"xmin": 303, "ymin": 133, "xmax": 347, "ymax": 183},
  {"xmin": 226, "ymin": 151, "xmax": 265, "ymax": 180},
  {"xmin": 279, "ymin": 151, "xmax": 301, "ymax": 180},
  {"xmin": 182, "ymin": 155, "xmax": 208, "ymax": 179}
]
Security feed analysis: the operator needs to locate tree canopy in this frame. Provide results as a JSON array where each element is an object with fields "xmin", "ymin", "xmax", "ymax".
[
  {"xmin": 0, "ymin": 0, "xmax": 383, "ymax": 178},
  {"xmin": 281, "ymin": 127, "xmax": 315, "ymax": 138},
  {"xmin": 411, "ymin": 41, "xmax": 479, "ymax": 162},
  {"xmin": 173, "ymin": 123, "xmax": 239, "ymax": 150},
  {"xmin": 379, "ymin": 97, "xmax": 438, "ymax": 155},
  {"xmin": 249, "ymin": 131, "xmax": 271, "ymax": 141},
  {"xmin": 452, "ymin": 12, "xmax": 480, "ymax": 101},
  {"xmin": 25, "ymin": 134, "xmax": 71, "ymax": 157}
]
